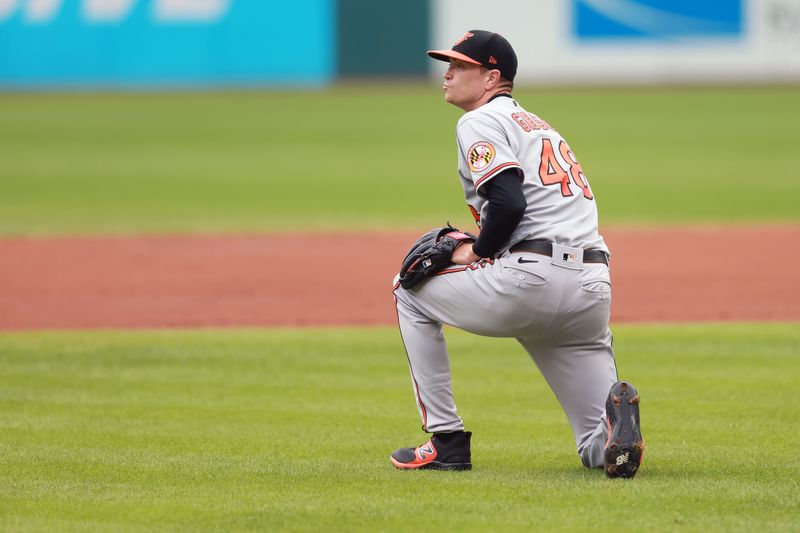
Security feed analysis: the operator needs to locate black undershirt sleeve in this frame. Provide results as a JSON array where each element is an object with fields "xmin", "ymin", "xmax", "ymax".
[{"xmin": 471, "ymin": 169, "xmax": 527, "ymax": 258}]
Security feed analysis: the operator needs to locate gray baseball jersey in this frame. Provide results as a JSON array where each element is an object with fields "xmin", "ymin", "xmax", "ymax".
[
  {"xmin": 457, "ymin": 95, "xmax": 608, "ymax": 256},
  {"xmin": 393, "ymin": 94, "xmax": 617, "ymax": 469}
]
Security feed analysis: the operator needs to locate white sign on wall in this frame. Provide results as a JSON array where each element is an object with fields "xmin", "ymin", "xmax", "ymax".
[{"xmin": 430, "ymin": 0, "xmax": 800, "ymax": 84}]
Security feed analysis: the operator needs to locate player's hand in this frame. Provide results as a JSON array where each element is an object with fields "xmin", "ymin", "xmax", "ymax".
[{"xmin": 451, "ymin": 241, "xmax": 481, "ymax": 264}]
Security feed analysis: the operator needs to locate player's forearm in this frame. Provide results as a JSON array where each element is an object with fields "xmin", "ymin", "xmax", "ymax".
[{"xmin": 471, "ymin": 169, "xmax": 527, "ymax": 258}]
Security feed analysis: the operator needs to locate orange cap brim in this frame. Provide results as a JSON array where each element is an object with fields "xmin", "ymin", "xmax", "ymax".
[{"xmin": 427, "ymin": 50, "xmax": 482, "ymax": 65}]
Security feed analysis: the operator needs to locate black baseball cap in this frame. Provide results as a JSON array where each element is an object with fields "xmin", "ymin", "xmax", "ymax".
[{"xmin": 427, "ymin": 30, "xmax": 518, "ymax": 82}]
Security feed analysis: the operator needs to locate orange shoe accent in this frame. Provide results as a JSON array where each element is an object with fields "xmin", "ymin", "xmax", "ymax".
[{"xmin": 390, "ymin": 440, "xmax": 438, "ymax": 469}]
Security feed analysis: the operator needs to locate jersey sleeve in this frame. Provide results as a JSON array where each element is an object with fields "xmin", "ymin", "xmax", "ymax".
[{"xmin": 456, "ymin": 115, "xmax": 522, "ymax": 193}]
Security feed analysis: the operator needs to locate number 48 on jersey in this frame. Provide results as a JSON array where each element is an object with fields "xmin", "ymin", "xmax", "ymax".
[{"xmin": 538, "ymin": 138, "xmax": 593, "ymax": 200}]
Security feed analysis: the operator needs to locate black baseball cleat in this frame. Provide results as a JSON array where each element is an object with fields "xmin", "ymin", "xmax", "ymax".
[
  {"xmin": 390, "ymin": 431, "xmax": 472, "ymax": 470},
  {"xmin": 604, "ymin": 381, "xmax": 645, "ymax": 478}
]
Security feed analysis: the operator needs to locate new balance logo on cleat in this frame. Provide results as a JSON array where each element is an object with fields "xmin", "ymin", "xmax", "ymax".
[
  {"xmin": 604, "ymin": 381, "xmax": 644, "ymax": 478},
  {"xmin": 416, "ymin": 444, "xmax": 434, "ymax": 460}
]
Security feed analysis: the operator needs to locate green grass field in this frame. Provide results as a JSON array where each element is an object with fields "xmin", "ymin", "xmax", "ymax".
[
  {"xmin": 1, "ymin": 86, "xmax": 798, "ymax": 235},
  {"xmin": 1, "ymin": 325, "xmax": 798, "ymax": 531}
]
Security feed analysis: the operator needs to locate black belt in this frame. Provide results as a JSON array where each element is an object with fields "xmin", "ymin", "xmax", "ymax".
[{"xmin": 510, "ymin": 240, "xmax": 609, "ymax": 265}]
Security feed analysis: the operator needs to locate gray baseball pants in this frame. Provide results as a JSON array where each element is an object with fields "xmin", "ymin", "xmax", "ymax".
[{"xmin": 392, "ymin": 245, "xmax": 617, "ymax": 468}]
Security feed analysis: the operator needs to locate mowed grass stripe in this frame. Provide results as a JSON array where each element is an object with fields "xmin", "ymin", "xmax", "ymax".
[
  {"xmin": 1, "ymin": 86, "xmax": 798, "ymax": 235},
  {"xmin": 1, "ymin": 324, "xmax": 798, "ymax": 531}
]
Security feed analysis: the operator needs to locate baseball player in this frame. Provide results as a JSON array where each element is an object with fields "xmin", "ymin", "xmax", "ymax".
[{"xmin": 390, "ymin": 30, "xmax": 644, "ymax": 478}]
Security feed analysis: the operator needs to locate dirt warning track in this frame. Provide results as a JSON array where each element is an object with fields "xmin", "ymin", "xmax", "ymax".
[{"xmin": 1, "ymin": 225, "xmax": 798, "ymax": 331}]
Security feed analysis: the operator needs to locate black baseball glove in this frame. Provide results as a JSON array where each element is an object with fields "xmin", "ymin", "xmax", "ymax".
[{"xmin": 398, "ymin": 225, "xmax": 476, "ymax": 289}]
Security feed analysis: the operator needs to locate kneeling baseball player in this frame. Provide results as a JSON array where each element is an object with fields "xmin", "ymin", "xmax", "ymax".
[{"xmin": 390, "ymin": 30, "xmax": 644, "ymax": 478}]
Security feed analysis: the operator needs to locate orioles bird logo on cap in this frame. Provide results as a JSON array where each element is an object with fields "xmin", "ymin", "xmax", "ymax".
[{"xmin": 453, "ymin": 32, "xmax": 474, "ymax": 46}]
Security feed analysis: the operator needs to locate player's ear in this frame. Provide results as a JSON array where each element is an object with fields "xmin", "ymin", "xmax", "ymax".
[{"xmin": 486, "ymin": 69, "xmax": 502, "ymax": 89}]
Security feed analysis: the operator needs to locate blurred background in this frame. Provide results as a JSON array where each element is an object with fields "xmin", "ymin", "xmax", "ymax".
[
  {"xmin": 1, "ymin": 0, "xmax": 799, "ymax": 235},
  {"xmin": 3, "ymin": 0, "xmax": 799, "ymax": 87}
]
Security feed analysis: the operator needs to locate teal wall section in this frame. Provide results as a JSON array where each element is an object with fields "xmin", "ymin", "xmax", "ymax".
[
  {"xmin": 337, "ymin": 0, "xmax": 430, "ymax": 77},
  {"xmin": 0, "ymin": 1, "xmax": 336, "ymax": 88},
  {"xmin": 0, "ymin": 0, "xmax": 432, "ymax": 88}
]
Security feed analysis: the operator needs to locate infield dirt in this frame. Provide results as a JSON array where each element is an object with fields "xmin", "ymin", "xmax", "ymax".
[{"xmin": 1, "ymin": 225, "xmax": 798, "ymax": 330}]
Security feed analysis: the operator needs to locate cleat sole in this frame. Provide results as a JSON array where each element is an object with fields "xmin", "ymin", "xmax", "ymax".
[
  {"xmin": 390, "ymin": 456, "xmax": 472, "ymax": 471},
  {"xmin": 604, "ymin": 382, "xmax": 644, "ymax": 479}
]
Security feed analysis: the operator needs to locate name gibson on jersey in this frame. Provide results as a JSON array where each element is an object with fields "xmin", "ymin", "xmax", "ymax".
[{"xmin": 511, "ymin": 112, "xmax": 553, "ymax": 133}]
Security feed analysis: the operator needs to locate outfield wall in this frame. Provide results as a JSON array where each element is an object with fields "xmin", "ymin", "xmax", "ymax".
[
  {"xmin": 1, "ymin": 0, "xmax": 799, "ymax": 88},
  {"xmin": 0, "ymin": 0, "xmax": 430, "ymax": 88}
]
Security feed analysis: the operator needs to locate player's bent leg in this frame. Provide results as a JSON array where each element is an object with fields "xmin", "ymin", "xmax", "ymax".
[{"xmin": 390, "ymin": 265, "xmax": 515, "ymax": 471}]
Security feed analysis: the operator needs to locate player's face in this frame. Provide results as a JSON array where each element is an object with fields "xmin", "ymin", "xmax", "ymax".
[{"xmin": 442, "ymin": 59, "xmax": 491, "ymax": 111}]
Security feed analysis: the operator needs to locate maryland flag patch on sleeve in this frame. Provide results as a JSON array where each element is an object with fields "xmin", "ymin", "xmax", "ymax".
[{"xmin": 467, "ymin": 141, "xmax": 496, "ymax": 172}]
